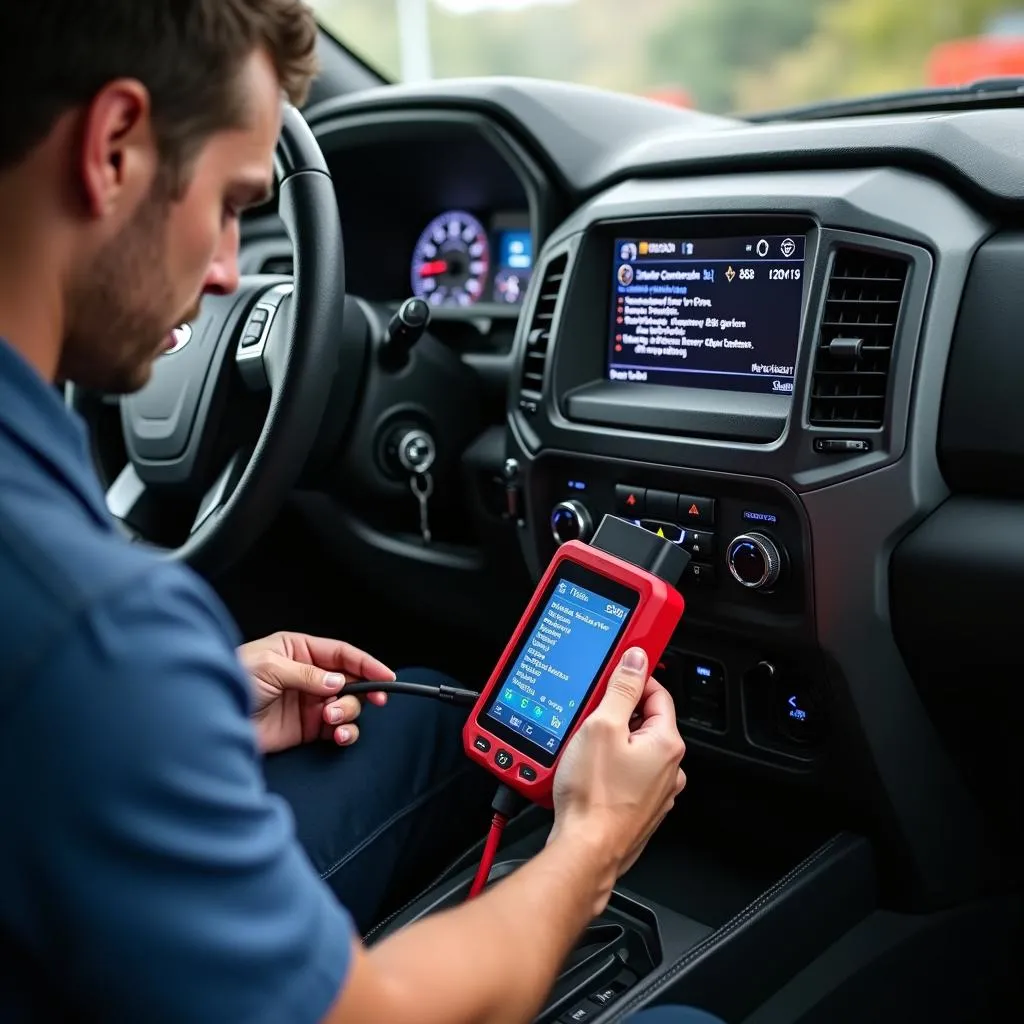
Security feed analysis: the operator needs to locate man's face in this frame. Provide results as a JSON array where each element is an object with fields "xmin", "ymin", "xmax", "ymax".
[{"xmin": 59, "ymin": 51, "xmax": 281, "ymax": 393}]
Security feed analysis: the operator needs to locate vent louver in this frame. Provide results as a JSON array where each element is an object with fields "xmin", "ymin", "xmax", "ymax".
[
  {"xmin": 517, "ymin": 253, "xmax": 568, "ymax": 415},
  {"xmin": 260, "ymin": 255, "xmax": 293, "ymax": 276},
  {"xmin": 809, "ymin": 248, "xmax": 909, "ymax": 428}
]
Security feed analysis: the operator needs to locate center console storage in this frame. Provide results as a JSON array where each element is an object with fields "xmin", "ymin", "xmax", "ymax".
[{"xmin": 368, "ymin": 814, "xmax": 876, "ymax": 1023}]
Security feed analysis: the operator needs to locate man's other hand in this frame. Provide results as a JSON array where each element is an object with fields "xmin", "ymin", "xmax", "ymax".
[{"xmin": 239, "ymin": 633, "xmax": 395, "ymax": 754}]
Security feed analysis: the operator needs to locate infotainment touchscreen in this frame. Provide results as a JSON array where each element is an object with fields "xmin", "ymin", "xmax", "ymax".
[{"xmin": 608, "ymin": 235, "xmax": 806, "ymax": 395}]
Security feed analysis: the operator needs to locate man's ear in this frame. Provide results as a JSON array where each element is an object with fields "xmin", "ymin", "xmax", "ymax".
[{"xmin": 78, "ymin": 79, "xmax": 158, "ymax": 220}]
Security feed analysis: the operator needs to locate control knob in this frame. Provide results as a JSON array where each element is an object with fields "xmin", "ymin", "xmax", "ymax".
[
  {"xmin": 550, "ymin": 500, "xmax": 593, "ymax": 546},
  {"xmin": 727, "ymin": 532, "xmax": 783, "ymax": 590}
]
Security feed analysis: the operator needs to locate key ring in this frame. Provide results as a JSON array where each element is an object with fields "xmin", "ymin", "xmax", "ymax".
[{"xmin": 410, "ymin": 473, "xmax": 433, "ymax": 499}]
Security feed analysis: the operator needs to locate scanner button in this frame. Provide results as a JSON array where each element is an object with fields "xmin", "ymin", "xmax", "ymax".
[
  {"xmin": 494, "ymin": 749, "xmax": 514, "ymax": 770},
  {"xmin": 473, "ymin": 736, "xmax": 491, "ymax": 753},
  {"xmin": 518, "ymin": 765, "xmax": 537, "ymax": 782}
]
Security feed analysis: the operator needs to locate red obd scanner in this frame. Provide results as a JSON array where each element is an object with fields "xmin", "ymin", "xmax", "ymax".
[{"xmin": 462, "ymin": 515, "xmax": 689, "ymax": 810}]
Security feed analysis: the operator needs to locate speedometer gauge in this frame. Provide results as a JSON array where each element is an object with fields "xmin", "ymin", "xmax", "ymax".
[{"xmin": 410, "ymin": 210, "xmax": 490, "ymax": 307}]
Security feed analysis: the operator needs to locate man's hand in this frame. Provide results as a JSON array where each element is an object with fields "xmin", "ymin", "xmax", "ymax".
[
  {"xmin": 238, "ymin": 632, "xmax": 395, "ymax": 754},
  {"xmin": 550, "ymin": 647, "xmax": 686, "ymax": 900}
]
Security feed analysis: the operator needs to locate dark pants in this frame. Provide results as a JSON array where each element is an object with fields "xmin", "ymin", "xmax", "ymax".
[{"xmin": 263, "ymin": 667, "xmax": 491, "ymax": 932}]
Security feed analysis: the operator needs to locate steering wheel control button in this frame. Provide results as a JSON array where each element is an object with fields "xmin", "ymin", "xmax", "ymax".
[
  {"xmin": 814, "ymin": 437, "xmax": 872, "ymax": 454},
  {"xmin": 681, "ymin": 529, "xmax": 715, "ymax": 559},
  {"xmin": 236, "ymin": 282, "xmax": 293, "ymax": 389},
  {"xmin": 615, "ymin": 484, "xmax": 646, "ymax": 517},
  {"xmin": 518, "ymin": 765, "xmax": 537, "ymax": 782},
  {"xmin": 494, "ymin": 749, "xmax": 514, "ymax": 771},
  {"xmin": 240, "ymin": 306, "xmax": 271, "ymax": 347},
  {"xmin": 685, "ymin": 561, "xmax": 716, "ymax": 586},
  {"xmin": 678, "ymin": 494, "xmax": 715, "ymax": 527},
  {"xmin": 727, "ymin": 532, "xmax": 782, "ymax": 590},
  {"xmin": 551, "ymin": 500, "xmax": 593, "ymax": 545},
  {"xmin": 645, "ymin": 489, "xmax": 677, "ymax": 520},
  {"xmin": 473, "ymin": 736, "xmax": 491, "ymax": 753},
  {"xmin": 776, "ymin": 680, "xmax": 822, "ymax": 744}
]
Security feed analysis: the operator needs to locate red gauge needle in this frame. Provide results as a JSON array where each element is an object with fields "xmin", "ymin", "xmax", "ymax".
[{"xmin": 418, "ymin": 259, "xmax": 448, "ymax": 277}]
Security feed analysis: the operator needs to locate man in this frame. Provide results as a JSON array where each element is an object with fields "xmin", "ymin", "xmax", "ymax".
[{"xmin": 0, "ymin": 2, "xmax": 718, "ymax": 1021}]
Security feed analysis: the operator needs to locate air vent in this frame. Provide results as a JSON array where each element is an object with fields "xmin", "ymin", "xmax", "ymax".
[
  {"xmin": 260, "ymin": 254, "xmax": 293, "ymax": 276},
  {"xmin": 809, "ymin": 248, "xmax": 909, "ymax": 428},
  {"xmin": 518, "ymin": 253, "xmax": 568, "ymax": 414}
]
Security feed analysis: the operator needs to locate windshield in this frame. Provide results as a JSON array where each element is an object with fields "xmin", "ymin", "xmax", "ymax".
[{"xmin": 310, "ymin": 0, "xmax": 1024, "ymax": 116}]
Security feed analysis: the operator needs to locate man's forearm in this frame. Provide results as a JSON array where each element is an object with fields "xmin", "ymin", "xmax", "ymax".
[{"xmin": 330, "ymin": 830, "xmax": 617, "ymax": 1024}]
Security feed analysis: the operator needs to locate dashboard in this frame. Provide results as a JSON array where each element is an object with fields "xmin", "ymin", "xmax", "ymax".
[
  {"xmin": 246, "ymin": 124, "xmax": 533, "ymax": 314},
  {"xmin": 244, "ymin": 79, "xmax": 1024, "ymax": 912}
]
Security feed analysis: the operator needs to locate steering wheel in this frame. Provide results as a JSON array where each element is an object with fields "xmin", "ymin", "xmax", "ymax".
[{"xmin": 68, "ymin": 105, "xmax": 358, "ymax": 578}]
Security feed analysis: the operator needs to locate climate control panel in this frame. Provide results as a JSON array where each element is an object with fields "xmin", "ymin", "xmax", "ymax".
[{"xmin": 523, "ymin": 455, "xmax": 810, "ymax": 639}]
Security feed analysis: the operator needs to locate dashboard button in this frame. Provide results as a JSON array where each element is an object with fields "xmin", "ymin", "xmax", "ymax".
[
  {"xmin": 776, "ymin": 679, "xmax": 823, "ymax": 744},
  {"xmin": 678, "ymin": 495, "xmax": 715, "ymax": 526},
  {"xmin": 494, "ymin": 749, "xmax": 514, "ymax": 770},
  {"xmin": 646, "ymin": 489, "xmax": 677, "ymax": 519},
  {"xmin": 615, "ymin": 485, "xmax": 645, "ymax": 517},
  {"xmin": 814, "ymin": 437, "xmax": 872, "ymax": 454},
  {"xmin": 472, "ymin": 736, "xmax": 491, "ymax": 753},
  {"xmin": 682, "ymin": 529, "xmax": 715, "ymax": 559},
  {"xmin": 561, "ymin": 1002, "xmax": 598, "ymax": 1022},
  {"xmin": 727, "ymin": 533, "xmax": 782, "ymax": 589},
  {"xmin": 681, "ymin": 656, "xmax": 726, "ymax": 731},
  {"xmin": 639, "ymin": 519, "xmax": 684, "ymax": 544},
  {"xmin": 685, "ymin": 561, "xmax": 717, "ymax": 586},
  {"xmin": 518, "ymin": 765, "xmax": 537, "ymax": 782},
  {"xmin": 551, "ymin": 500, "xmax": 593, "ymax": 545}
]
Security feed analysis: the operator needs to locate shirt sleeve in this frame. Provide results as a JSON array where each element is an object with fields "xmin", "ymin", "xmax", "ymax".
[{"xmin": 8, "ymin": 564, "xmax": 354, "ymax": 1024}]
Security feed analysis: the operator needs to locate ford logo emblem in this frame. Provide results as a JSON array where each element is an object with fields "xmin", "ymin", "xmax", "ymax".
[{"xmin": 166, "ymin": 323, "xmax": 193, "ymax": 355}]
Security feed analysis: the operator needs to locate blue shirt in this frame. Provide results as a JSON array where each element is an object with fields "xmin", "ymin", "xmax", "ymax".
[{"xmin": 0, "ymin": 338, "xmax": 354, "ymax": 1022}]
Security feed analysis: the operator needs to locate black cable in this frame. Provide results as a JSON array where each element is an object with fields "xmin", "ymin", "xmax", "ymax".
[{"xmin": 340, "ymin": 679, "xmax": 480, "ymax": 707}]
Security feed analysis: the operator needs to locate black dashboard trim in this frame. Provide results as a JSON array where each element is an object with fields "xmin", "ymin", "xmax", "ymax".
[
  {"xmin": 564, "ymin": 381, "xmax": 788, "ymax": 442},
  {"xmin": 307, "ymin": 106, "xmax": 560, "ymax": 257},
  {"xmin": 309, "ymin": 80, "xmax": 1024, "ymax": 213},
  {"xmin": 938, "ymin": 232, "xmax": 1024, "ymax": 497}
]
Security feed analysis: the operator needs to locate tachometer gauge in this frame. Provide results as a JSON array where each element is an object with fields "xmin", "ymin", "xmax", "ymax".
[{"xmin": 411, "ymin": 210, "xmax": 490, "ymax": 307}]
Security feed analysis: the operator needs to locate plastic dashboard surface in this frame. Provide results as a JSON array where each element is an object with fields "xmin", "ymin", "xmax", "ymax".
[{"xmin": 307, "ymin": 80, "xmax": 1024, "ymax": 208}]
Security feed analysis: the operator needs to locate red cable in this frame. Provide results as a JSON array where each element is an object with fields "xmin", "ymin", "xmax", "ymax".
[{"xmin": 467, "ymin": 811, "xmax": 509, "ymax": 899}]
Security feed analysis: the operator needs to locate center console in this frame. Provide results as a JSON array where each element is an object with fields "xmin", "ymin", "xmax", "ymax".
[
  {"xmin": 504, "ymin": 169, "xmax": 950, "ymax": 783},
  {"xmin": 368, "ymin": 807, "xmax": 876, "ymax": 1023}
]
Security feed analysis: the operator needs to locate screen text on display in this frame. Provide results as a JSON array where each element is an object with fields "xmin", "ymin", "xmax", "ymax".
[
  {"xmin": 609, "ymin": 235, "xmax": 806, "ymax": 396},
  {"xmin": 484, "ymin": 577, "xmax": 631, "ymax": 760}
]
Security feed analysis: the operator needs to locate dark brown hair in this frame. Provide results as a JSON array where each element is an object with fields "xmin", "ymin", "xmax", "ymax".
[{"xmin": 0, "ymin": 0, "xmax": 319, "ymax": 191}]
